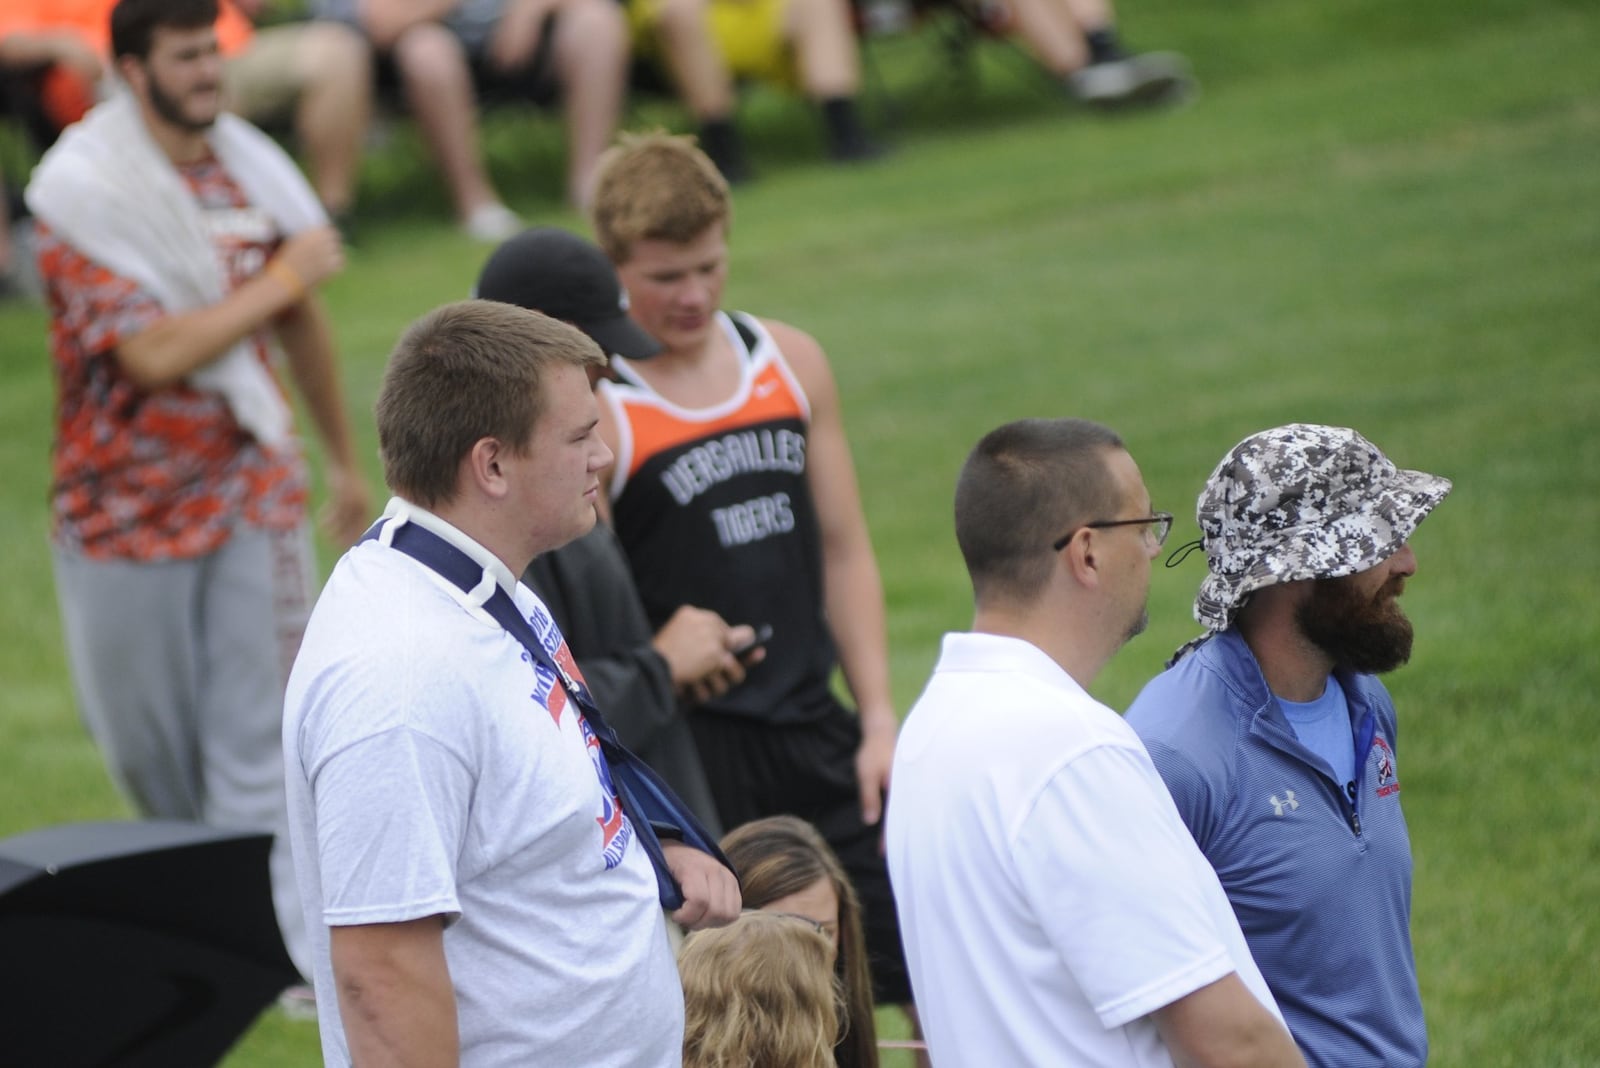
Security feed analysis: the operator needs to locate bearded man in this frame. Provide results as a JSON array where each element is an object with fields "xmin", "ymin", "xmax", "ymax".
[
  {"xmin": 25, "ymin": 0, "xmax": 371, "ymax": 996},
  {"xmin": 1127, "ymin": 423, "xmax": 1452, "ymax": 1068}
]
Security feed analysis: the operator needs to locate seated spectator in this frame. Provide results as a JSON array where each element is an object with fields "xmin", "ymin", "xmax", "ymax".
[
  {"xmin": 0, "ymin": 6, "xmax": 104, "ymax": 132},
  {"xmin": 974, "ymin": 0, "xmax": 1194, "ymax": 108},
  {"xmin": 721, "ymin": 815, "xmax": 880, "ymax": 1068},
  {"xmin": 220, "ymin": 0, "xmax": 372, "ymax": 226},
  {"xmin": 316, "ymin": 0, "xmax": 628, "ymax": 236},
  {"xmin": 0, "ymin": 0, "xmax": 372, "ymax": 226},
  {"xmin": 679, "ymin": 909, "xmax": 844, "ymax": 1068},
  {"xmin": 628, "ymin": 0, "xmax": 881, "ymax": 181},
  {"xmin": 0, "ymin": 1, "xmax": 105, "ymax": 297}
]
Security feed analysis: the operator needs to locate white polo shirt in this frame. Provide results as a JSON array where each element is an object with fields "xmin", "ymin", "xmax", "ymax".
[{"xmin": 886, "ymin": 632, "xmax": 1283, "ymax": 1067}]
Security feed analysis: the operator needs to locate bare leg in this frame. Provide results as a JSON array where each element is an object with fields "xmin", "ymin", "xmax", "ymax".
[
  {"xmin": 652, "ymin": 0, "xmax": 737, "ymax": 119},
  {"xmin": 783, "ymin": 0, "xmax": 862, "ymax": 98},
  {"xmin": 549, "ymin": 0, "xmax": 629, "ymax": 210},
  {"xmin": 1059, "ymin": 0, "xmax": 1116, "ymax": 38},
  {"xmin": 389, "ymin": 22, "xmax": 505, "ymax": 221},
  {"xmin": 996, "ymin": 0, "xmax": 1091, "ymax": 76},
  {"xmin": 287, "ymin": 23, "xmax": 373, "ymax": 216}
]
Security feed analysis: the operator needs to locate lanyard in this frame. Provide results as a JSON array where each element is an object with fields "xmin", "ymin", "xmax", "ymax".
[{"xmin": 360, "ymin": 515, "xmax": 692, "ymax": 905}]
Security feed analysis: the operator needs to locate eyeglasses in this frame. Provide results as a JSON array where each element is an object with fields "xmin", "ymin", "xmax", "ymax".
[{"xmin": 1052, "ymin": 512, "xmax": 1174, "ymax": 552}]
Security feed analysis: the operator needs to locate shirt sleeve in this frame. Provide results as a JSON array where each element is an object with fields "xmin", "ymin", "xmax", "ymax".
[
  {"xmin": 1009, "ymin": 742, "xmax": 1237, "ymax": 1030},
  {"xmin": 1140, "ymin": 737, "xmax": 1222, "ymax": 855},
  {"xmin": 310, "ymin": 726, "xmax": 476, "ymax": 928},
  {"xmin": 36, "ymin": 222, "xmax": 167, "ymax": 359}
]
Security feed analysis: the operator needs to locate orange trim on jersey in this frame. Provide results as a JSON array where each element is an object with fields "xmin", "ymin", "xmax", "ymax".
[{"xmin": 616, "ymin": 362, "xmax": 806, "ymax": 481}]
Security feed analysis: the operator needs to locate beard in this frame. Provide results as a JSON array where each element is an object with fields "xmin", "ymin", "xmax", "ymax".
[
  {"xmin": 1295, "ymin": 572, "xmax": 1413, "ymax": 674},
  {"xmin": 146, "ymin": 72, "xmax": 218, "ymax": 133}
]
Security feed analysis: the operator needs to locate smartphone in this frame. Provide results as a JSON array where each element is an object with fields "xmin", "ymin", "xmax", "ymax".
[{"xmin": 733, "ymin": 623, "xmax": 774, "ymax": 658}]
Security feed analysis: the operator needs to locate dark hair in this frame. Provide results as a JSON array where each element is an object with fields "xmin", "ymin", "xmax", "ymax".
[
  {"xmin": 111, "ymin": 0, "xmax": 218, "ymax": 61},
  {"xmin": 721, "ymin": 816, "xmax": 879, "ymax": 1068},
  {"xmin": 954, "ymin": 418, "xmax": 1125, "ymax": 606},
  {"xmin": 375, "ymin": 300, "xmax": 604, "ymax": 509}
]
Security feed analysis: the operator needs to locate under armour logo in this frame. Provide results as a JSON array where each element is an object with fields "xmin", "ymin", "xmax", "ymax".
[{"xmin": 1269, "ymin": 791, "xmax": 1299, "ymax": 816}]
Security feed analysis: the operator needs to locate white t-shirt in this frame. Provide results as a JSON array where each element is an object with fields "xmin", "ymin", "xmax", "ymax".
[
  {"xmin": 284, "ymin": 501, "xmax": 682, "ymax": 1068},
  {"xmin": 885, "ymin": 632, "xmax": 1283, "ymax": 1067}
]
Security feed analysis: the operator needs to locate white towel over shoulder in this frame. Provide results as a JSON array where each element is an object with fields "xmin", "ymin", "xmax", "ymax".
[{"xmin": 26, "ymin": 92, "xmax": 328, "ymax": 446}]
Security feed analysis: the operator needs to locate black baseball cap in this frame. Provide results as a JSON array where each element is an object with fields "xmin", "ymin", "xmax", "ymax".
[{"xmin": 473, "ymin": 227, "xmax": 662, "ymax": 360}]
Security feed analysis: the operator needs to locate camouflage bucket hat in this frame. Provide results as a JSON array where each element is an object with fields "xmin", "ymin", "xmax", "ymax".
[{"xmin": 1193, "ymin": 424, "xmax": 1452, "ymax": 632}]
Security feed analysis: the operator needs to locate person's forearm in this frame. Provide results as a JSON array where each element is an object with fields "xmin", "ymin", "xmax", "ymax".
[
  {"xmin": 0, "ymin": 31, "xmax": 88, "ymax": 69},
  {"xmin": 332, "ymin": 920, "xmax": 460, "ymax": 1067},
  {"xmin": 1155, "ymin": 974, "xmax": 1306, "ymax": 1068},
  {"xmin": 825, "ymin": 541, "xmax": 895, "ymax": 728},
  {"xmin": 276, "ymin": 295, "xmax": 360, "ymax": 470},
  {"xmin": 114, "ymin": 267, "xmax": 302, "ymax": 388}
]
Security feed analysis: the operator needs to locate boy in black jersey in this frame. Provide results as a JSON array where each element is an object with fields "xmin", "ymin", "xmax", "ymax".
[{"xmin": 589, "ymin": 132, "xmax": 914, "ymax": 1018}]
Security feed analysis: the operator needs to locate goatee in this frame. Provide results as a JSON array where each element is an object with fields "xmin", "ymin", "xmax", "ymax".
[
  {"xmin": 148, "ymin": 78, "xmax": 217, "ymax": 134},
  {"xmin": 1296, "ymin": 573, "xmax": 1413, "ymax": 674}
]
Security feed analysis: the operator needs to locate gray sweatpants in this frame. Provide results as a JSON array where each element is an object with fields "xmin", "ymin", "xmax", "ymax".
[{"xmin": 52, "ymin": 523, "xmax": 317, "ymax": 979}]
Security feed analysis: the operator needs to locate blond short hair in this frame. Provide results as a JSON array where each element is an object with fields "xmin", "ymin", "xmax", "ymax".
[
  {"xmin": 590, "ymin": 131, "xmax": 731, "ymax": 264},
  {"xmin": 679, "ymin": 911, "xmax": 843, "ymax": 1068}
]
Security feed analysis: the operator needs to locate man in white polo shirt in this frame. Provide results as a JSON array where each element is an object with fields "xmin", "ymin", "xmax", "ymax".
[{"xmin": 886, "ymin": 417, "xmax": 1304, "ymax": 1068}]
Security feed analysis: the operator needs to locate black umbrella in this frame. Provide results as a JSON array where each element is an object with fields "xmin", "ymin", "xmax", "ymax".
[{"xmin": 0, "ymin": 820, "xmax": 301, "ymax": 1067}]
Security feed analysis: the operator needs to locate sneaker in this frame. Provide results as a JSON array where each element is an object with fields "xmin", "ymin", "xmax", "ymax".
[
  {"xmin": 461, "ymin": 202, "xmax": 523, "ymax": 244},
  {"xmin": 278, "ymin": 983, "xmax": 318, "ymax": 1022},
  {"xmin": 1069, "ymin": 52, "xmax": 1195, "ymax": 110}
]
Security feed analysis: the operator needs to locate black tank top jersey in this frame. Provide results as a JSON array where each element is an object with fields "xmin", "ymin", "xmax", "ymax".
[{"xmin": 600, "ymin": 311, "xmax": 840, "ymax": 724}]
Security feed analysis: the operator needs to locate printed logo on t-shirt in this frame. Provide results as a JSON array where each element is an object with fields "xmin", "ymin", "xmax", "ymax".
[
  {"xmin": 525, "ymin": 604, "xmax": 591, "ymax": 726},
  {"xmin": 580, "ymin": 714, "xmax": 633, "ymax": 869},
  {"xmin": 523, "ymin": 604, "xmax": 630, "ymax": 867},
  {"xmin": 203, "ymin": 204, "xmax": 277, "ymax": 293},
  {"xmin": 528, "ymin": 658, "xmax": 569, "ymax": 727},
  {"xmin": 1372, "ymin": 736, "xmax": 1400, "ymax": 798},
  {"xmin": 658, "ymin": 426, "xmax": 807, "ymax": 507}
]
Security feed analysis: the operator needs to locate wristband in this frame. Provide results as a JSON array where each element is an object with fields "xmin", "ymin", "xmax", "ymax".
[{"xmin": 264, "ymin": 259, "xmax": 306, "ymax": 301}]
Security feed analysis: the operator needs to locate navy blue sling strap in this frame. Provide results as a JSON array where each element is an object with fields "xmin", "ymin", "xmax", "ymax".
[{"xmin": 361, "ymin": 515, "xmax": 732, "ymax": 911}]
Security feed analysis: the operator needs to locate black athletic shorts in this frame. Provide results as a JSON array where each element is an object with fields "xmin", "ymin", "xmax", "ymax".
[
  {"xmin": 691, "ymin": 701, "xmax": 913, "ymax": 1006},
  {"xmin": 369, "ymin": 14, "xmax": 561, "ymax": 110}
]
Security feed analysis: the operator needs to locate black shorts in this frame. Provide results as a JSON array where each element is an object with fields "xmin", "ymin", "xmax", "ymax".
[
  {"xmin": 467, "ymin": 16, "xmax": 561, "ymax": 110},
  {"xmin": 371, "ymin": 14, "xmax": 561, "ymax": 110},
  {"xmin": 691, "ymin": 703, "xmax": 913, "ymax": 1006}
]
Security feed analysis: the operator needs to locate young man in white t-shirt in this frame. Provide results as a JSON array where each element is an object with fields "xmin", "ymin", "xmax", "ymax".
[
  {"xmin": 885, "ymin": 417, "xmax": 1305, "ymax": 1068},
  {"xmin": 283, "ymin": 300, "xmax": 740, "ymax": 1067}
]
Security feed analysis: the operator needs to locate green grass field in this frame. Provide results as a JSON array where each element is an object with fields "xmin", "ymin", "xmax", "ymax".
[{"xmin": 2, "ymin": 0, "xmax": 1596, "ymax": 1062}]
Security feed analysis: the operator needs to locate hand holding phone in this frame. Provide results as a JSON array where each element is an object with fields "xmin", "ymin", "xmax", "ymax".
[{"xmin": 732, "ymin": 623, "xmax": 773, "ymax": 658}]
